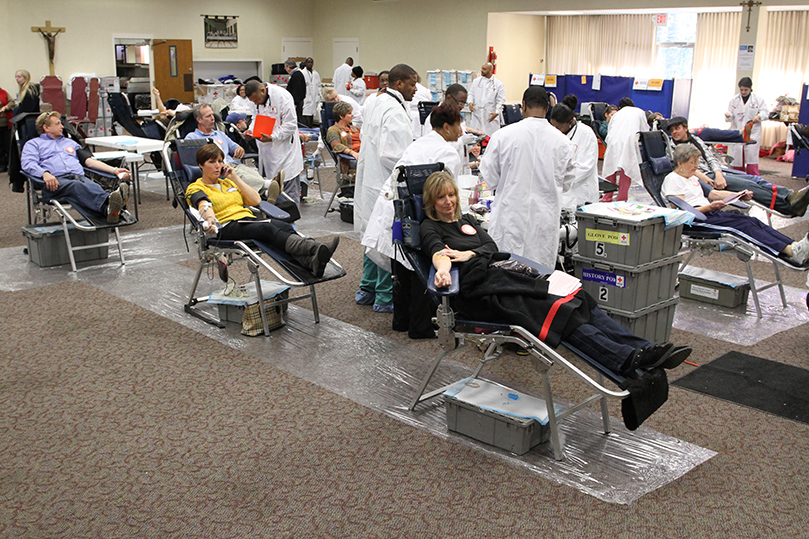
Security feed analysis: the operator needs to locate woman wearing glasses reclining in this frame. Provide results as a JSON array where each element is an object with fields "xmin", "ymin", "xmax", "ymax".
[
  {"xmin": 420, "ymin": 171, "xmax": 691, "ymax": 377},
  {"xmin": 186, "ymin": 143, "xmax": 339, "ymax": 277},
  {"xmin": 663, "ymin": 144, "xmax": 809, "ymax": 266}
]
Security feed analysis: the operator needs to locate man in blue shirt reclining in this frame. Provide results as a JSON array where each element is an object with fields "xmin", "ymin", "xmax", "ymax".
[{"xmin": 21, "ymin": 111, "xmax": 131, "ymax": 224}]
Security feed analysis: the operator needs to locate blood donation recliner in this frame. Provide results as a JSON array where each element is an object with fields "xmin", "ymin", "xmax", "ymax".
[
  {"xmin": 394, "ymin": 163, "xmax": 673, "ymax": 461},
  {"xmin": 637, "ymin": 130, "xmax": 808, "ymax": 319}
]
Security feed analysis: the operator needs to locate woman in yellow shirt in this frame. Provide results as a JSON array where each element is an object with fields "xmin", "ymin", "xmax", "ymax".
[{"xmin": 186, "ymin": 144, "xmax": 338, "ymax": 277}]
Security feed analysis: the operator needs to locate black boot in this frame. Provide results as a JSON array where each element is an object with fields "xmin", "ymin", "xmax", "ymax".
[{"xmin": 285, "ymin": 235, "xmax": 331, "ymax": 277}]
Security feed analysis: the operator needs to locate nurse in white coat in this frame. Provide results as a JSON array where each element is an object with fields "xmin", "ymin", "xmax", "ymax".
[
  {"xmin": 361, "ymin": 102, "xmax": 463, "ymax": 334},
  {"xmin": 302, "ymin": 57, "xmax": 321, "ymax": 127},
  {"xmin": 362, "ymin": 102, "xmax": 464, "ymax": 271},
  {"xmin": 410, "ymin": 78, "xmax": 434, "ymax": 139},
  {"xmin": 602, "ymin": 98, "xmax": 648, "ymax": 202},
  {"xmin": 480, "ymin": 86, "xmax": 575, "ymax": 270},
  {"xmin": 333, "ymin": 57, "xmax": 353, "ymax": 97},
  {"xmin": 244, "ymin": 80, "xmax": 304, "ymax": 205},
  {"xmin": 550, "ymin": 103, "xmax": 599, "ymax": 210},
  {"xmin": 726, "ymin": 77, "xmax": 768, "ymax": 176},
  {"xmin": 354, "ymin": 64, "xmax": 418, "ymax": 312},
  {"xmin": 468, "ymin": 63, "xmax": 505, "ymax": 137},
  {"xmin": 348, "ymin": 66, "xmax": 367, "ymax": 105}
]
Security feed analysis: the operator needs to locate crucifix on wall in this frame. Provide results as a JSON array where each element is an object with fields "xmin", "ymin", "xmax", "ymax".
[
  {"xmin": 31, "ymin": 20, "xmax": 65, "ymax": 76},
  {"xmin": 740, "ymin": 0, "xmax": 763, "ymax": 32}
]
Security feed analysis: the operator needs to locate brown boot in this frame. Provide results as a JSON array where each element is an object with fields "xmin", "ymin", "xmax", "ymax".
[{"xmin": 284, "ymin": 235, "xmax": 331, "ymax": 277}]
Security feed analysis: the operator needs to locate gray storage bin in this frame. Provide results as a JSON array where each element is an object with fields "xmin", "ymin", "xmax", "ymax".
[
  {"xmin": 22, "ymin": 224, "xmax": 109, "ymax": 267},
  {"xmin": 678, "ymin": 267, "xmax": 750, "ymax": 308},
  {"xmin": 573, "ymin": 254, "xmax": 681, "ymax": 311},
  {"xmin": 575, "ymin": 209, "xmax": 683, "ymax": 266},
  {"xmin": 445, "ymin": 395, "xmax": 550, "ymax": 455},
  {"xmin": 600, "ymin": 297, "xmax": 679, "ymax": 344}
]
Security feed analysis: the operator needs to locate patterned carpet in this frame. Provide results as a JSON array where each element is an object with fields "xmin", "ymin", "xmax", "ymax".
[{"xmin": 1, "ymin": 158, "xmax": 809, "ymax": 537}]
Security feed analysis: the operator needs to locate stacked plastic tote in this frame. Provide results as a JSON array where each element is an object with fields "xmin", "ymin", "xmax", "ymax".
[{"xmin": 572, "ymin": 203, "xmax": 684, "ymax": 343}]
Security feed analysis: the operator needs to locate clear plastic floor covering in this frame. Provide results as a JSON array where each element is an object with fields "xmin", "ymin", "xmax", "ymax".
[{"xmin": 1, "ymin": 223, "xmax": 719, "ymax": 504}]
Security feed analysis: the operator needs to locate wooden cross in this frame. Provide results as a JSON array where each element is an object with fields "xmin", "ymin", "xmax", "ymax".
[
  {"xmin": 31, "ymin": 20, "xmax": 65, "ymax": 76},
  {"xmin": 740, "ymin": 0, "xmax": 762, "ymax": 33}
]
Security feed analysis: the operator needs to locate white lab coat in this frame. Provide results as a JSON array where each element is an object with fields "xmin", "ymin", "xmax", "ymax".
[
  {"xmin": 249, "ymin": 83, "xmax": 303, "ymax": 181},
  {"xmin": 468, "ymin": 75, "xmax": 505, "ymax": 137},
  {"xmin": 229, "ymin": 95, "xmax": 253, "ymax": 113},
  {"xmin": 362, "ymin": 130, "xmax": 462, "ymax": 271},
  {"xmin": 410, "ymin": 82, "xmax": 434, "ymax": 139},
  {"xmin": 354, "ymin": 89, "xmax": 413, "ymax": 235},
  {"xmin": 480, "ymin": 117, "xmax": 575, "ymax": 269},
  {"xmin": 726, "ymin": 92, "xmax": 768, "ymax": 166},
  {"xmin": 561, "ymin": 121, "xmax": 600, "ymax": 210},
  {"xmin": 333, "ymin": 63, "xmax": 352, "ymax": 97},
  {"xmin": 302, "ymin": 68, "xmax": 321, "ymax": 116},
  {"xmin": 602, "ymin": 106, "xmax": 648, "ymax": 186},
  {"xmin": 348, "ymin": 77, "xmax": 367, "ymax": 105}
]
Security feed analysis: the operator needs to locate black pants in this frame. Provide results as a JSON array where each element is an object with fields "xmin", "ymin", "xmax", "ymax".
[
  {"xmin": 0, "ymin": 125, "xmax": 10, "ymax": 170},
  {"xmin": 392, "ymin": 260, "xmax": 437, "ymax": 339},
  {"xmin": 217, "ymin": 217, "xmax": 295, "ymax": 250}
]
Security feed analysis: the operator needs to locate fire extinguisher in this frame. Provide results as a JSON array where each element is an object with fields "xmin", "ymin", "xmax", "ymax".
[{"xmin": 488, "ymin": 46, "xmax": 497, "ymax": 74}]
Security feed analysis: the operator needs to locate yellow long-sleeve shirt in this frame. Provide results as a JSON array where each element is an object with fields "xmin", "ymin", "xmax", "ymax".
[{"xmin": 185, "ymin": 178, "xmax": 253, "ymax": 223}]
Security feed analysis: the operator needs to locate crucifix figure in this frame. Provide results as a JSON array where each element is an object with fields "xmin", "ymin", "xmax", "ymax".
[
  {"xmin": 740, "ymin": 0, "xmax": 762, "ymax": 32},
  {"xmin": 31, "ymin": 20, "xmax": 65, "ymax": 76}
]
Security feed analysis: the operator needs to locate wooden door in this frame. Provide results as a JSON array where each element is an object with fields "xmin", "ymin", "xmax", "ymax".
[{"xmin": 153, "ymin": 39, "xmax": 194, "ymax": 103}]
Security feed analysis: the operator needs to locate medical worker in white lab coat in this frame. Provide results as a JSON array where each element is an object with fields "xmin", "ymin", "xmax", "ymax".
[
  {"xmin": 301, "ymin": 57, "xmax": 321, "ymax": 128},
  {"xmin": 410, "ymin": 75, "xmax": 434, "ymax": 139},
  {"xmin": 333, "ymin": 57, "xmax": 353, "ymax": 98},
  {"xmin": 550, "ymin": 103, "xmax": 599, "ymax": 210},
  {"xmin": 480, "ymin": 86, "xmax": 575, "ymax": 270},
  {"xmin": 726, "ymin": 77, "xmax": 768, "ymax": 176},
  {"xmin": 244, "ymin": 80, "xmax": 304, "ymax": 206},
  {"xmin": 348, "ymin": 66, "xmax": 367, "ymax": 105},
  {"xmin": 362, "ymin": 101, "xmax": 463, "ymax": 335},
  {"xmin": 601, "ymin": 97, "xmax": 648, "ymax": 202},
  {"xmin": 354, "ymin": 64, "xmax": 418, "ymax": 312},
  {"xmin": 468, "ymin": 62, "xmax": 506, "ymax": 137}
]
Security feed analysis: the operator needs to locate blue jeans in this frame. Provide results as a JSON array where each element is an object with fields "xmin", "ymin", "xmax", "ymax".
[
  {"xmin": 42, "ymin": 174, "xmax": 109, "ymax": 217},
  {"xmin": 564, "ymin": 307, "xmax": 652, "ymax": 373},
  {"xmin": 708, "ymin": 170, "xmax": 792, "ymax": 214}
]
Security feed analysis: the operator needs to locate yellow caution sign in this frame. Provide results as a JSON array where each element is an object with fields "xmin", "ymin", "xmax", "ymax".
[{"xmin": 585, "ymin": 228, "xmax": 630, "ymax": 245}]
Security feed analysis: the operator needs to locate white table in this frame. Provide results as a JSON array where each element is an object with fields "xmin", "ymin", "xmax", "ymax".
[{"xmin": 85, "ymin": 136, "xmax": 166, "ymax": 217}]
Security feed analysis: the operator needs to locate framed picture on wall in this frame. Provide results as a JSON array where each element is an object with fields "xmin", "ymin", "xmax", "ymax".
[{"xmin": 203, "ymin": 15, "xmax": 238, "ymax": 48}]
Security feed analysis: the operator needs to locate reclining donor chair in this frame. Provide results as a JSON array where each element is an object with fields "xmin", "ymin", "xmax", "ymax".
[
  {"xmin": 319, "ymin": 102, "xmax": 356, "ymax": 217},
  {"xmin": 637, "ymin": 130, "xmax": 808, "ymax": 319},
  {"xmin": 14, "ymin": 112, "xmax": 137, "ymax": 272},
  {"xmin": 162, "ymin": 138, "xmax": 346, "ymax": 335},
  {"xmin": 393, "ymin": 163, "xmax": 677, "ymax": 461}
]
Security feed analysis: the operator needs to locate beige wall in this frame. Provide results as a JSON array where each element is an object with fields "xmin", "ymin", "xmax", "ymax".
[
  {"xmin": 4, "ymin": 0, "xmax": 808, "ymax": 102},
  {"xmin": 309, "ymin": 0, "xmax": 489, "ymax": 83},
  {"xmin": 486, "ymin": 13, "xmax": 545, "ymax": 103}
]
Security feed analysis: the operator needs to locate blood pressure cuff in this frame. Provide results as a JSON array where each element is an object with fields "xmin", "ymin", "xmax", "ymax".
[{"xmin": 76, "ymin": 146, "xmax": 94, "ymax": 166}]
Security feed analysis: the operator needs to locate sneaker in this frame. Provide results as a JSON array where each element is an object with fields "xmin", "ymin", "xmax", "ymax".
[
  {"xmin": 355, "ymin": 290, "xmax": 374, "ymax": 305},
  {"xmin": 373, "ymin": 303, "xmax": 394, "ymax": 313},
  {"xmin": 790, "ymin": 234, "xmax": 809, "ymax": 266},
  {"xmin": 106, "ymin": 182, "xmax": 129, "ymax": 224}
]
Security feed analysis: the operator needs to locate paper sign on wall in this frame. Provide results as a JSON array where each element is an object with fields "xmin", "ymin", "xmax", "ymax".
[
  {"xmin": 545, "ymin": 75, "xmax": 557, "ymax": 88},
  {"xmin": 633, "ymin": 78, "xmax": 649, "ymax": 91},
  {"xmin": 738, "ymin": 45, "xmax": 755, "ymax": 71},
  {"xmin": 530, "ymin": 73, "xmax": 544, "ymax": 86},
  {"xmin": 647, "ymin": 79, "xmax": 664, "ymax": 91},
  {"xmin": 592, "ymin": 74, "xmax": 601, "ymax": 91},
  {"xmin": 581, "ymin": 75, "xmax": 587, "ymax": 84}
]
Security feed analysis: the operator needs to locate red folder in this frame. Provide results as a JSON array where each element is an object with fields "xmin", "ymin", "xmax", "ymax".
[{"xmin": 252, "ymin": 115, "xmax": 276, "ymax": 138}]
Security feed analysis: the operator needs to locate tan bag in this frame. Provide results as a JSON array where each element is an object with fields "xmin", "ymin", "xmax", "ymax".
[{"xmin": 241, "ymin": 290, "xmax": 289, "ymax": 336}]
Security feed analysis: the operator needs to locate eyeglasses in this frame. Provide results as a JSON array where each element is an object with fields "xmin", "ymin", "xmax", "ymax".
[{"xmin": 449, "ymin": 94, "xmax": 467, "ymax": 108}]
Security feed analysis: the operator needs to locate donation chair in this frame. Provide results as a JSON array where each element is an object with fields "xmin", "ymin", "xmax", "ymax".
[
  {"xmin": 502, "ymin": 104, "xmax": 522, "ymax": 125},
  {"xmin": 637, "ymin": 130, "xmax": 807, "ymax": 319},
  {"xmin": 13, "ymin": 112, "xmax": 137, "ymax": 272},
  {"xmin": 417, "ymin": 101, "xmax": 439, "ymax": 129},
  {"xmin": 392, "ymin": 164, "xmax": 672, "ymax": 461},
  {"xmin": 319, "ymin": 102, "xmax": 356, "ymax": 217},
  {"xmin": 162, "ymin": 139, "xmax": 346, "ymax": 334}
]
